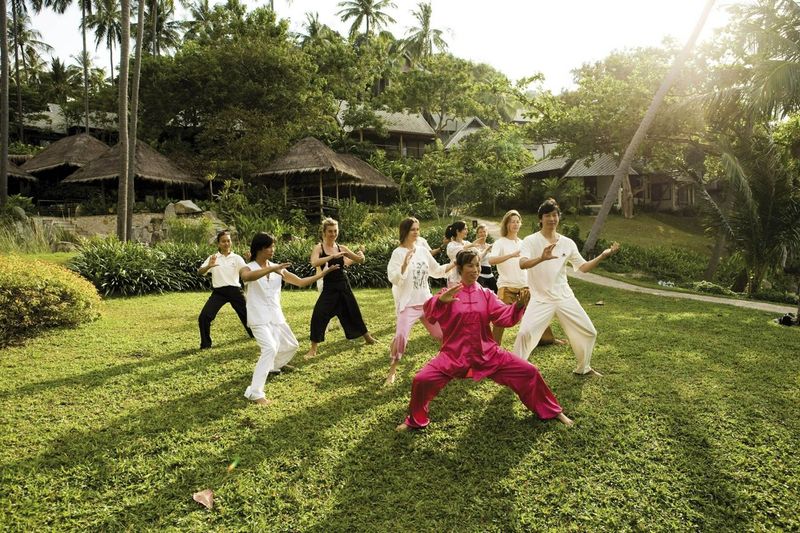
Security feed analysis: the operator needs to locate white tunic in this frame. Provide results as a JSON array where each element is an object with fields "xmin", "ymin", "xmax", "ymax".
[
  {"xmin": 201, "ymin": 252, "xmax": 246, "ymax": 288},
  {"xmin": 519, "ymin": 232, "xmax": 586, "ymax": 303},
  {"xmin": 489, "ymin": 236, "xmax": 528, "ymax": 289},
  {"xmin": 244, "ymin": 260, "xmax": 287, "ymax": 326},
  {"xmin": 446, "ymin": 240, "xmax": 469, "ymax": 285},
  {"xmin": 387, "ymin": 245, "xmax": 450, "ymax": 314}
]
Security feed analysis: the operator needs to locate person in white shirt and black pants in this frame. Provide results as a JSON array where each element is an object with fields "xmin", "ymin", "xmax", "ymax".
[{"xmin": 197, "ymin": 230, "xmax": 252, "ymax": 350}]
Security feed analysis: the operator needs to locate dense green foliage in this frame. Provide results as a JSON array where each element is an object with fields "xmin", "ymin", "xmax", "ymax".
[
  {"xmin": 70, "ymin": 238, "xmax": 214, "ymax": 296},
  {"xmin": 0, "ymin": 285, "xmax": 797, "ymax": 530},
  {"xmin": 0, "ymin": 255, "xmax": 101, "ymax": 347}
]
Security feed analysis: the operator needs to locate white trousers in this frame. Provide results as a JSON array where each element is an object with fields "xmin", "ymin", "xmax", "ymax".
[
  {"xmin": 244, "ymin": 323, "xmax": 299, "ymax": 401},
  {"xmin": 512, "ymin": 297, "xmax": 597, "ymax": 374}
]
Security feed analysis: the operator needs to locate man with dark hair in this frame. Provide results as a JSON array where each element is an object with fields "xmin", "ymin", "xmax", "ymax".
[
  {"xmin": 197, "ymin": 230, "xmax": 252, "ymax": 350},
  {"xmin": 513, "ymin": 199, "xmax": 619, "ymax": 376}
]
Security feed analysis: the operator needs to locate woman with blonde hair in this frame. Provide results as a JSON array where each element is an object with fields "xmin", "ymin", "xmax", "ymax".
[
  {"xmin": 489, "ymin": 210, "xmax": 563, "ymax": 346},
  {"xmin": 306, "ymin": 218, "xmax": 376, "ymax": 359}
]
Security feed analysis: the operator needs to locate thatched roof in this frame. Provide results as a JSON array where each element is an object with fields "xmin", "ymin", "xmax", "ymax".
[
  {"xmin": 62, "ymin": 140, "xmax": 202, "ymax": 186},
  {"xmin": 252, "ymin": 137, "xmax": 398, "ymax": 189},
  {"xmin": 7, "ymin": 160, "xmax": 37, "ymax": 181},
  {"xmin": 20, "ymin": 133, "xmax": 109, "ymax": 174}
]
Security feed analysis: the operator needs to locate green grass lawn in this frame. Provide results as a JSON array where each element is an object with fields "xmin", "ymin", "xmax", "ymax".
[
  {"xmin": 475, "ymin": 211, "xmax": 710, "ymax": 255},
  {"xmin": 2, "ymin": 284, "xmax": 798, "ymax": 531}
]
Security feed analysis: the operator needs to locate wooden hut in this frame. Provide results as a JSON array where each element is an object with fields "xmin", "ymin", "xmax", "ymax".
[
  {"xmin": 21, "ymin": 133, "xmax": 109, "ymax": 180},
  {"xmin": 252, "ymin": 137, "xmax": 398, "ymax": 217},
  {"xmin": 62, "ymin": 140, "xmax": 204, "ymax": 202},
  {"xmin": 6, "ymin": 160, "xmax": 37, "ymax": 196}
]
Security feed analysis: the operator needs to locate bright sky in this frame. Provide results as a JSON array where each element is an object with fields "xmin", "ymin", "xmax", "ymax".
[{"xmin": 33, "ymin": 0, "xmax": 741, "ymax": 93}]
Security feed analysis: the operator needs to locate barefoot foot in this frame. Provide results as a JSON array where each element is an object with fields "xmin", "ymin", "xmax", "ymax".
[
  {"xmin": 557, "ymin": 412, "xmax": 573, "ymax": 426},
  {"xmin": 303, "ymin": 350, "xmax": 317, "ymax": 360},
  {"xmin": 384, "ymin": 373, "xmax": 397, "ymax": 386},
  {"xmin": 553, "ymin": 338, "xmax": 569, "ymax": 346},
  {"xmin": 364, "ymin": 333, "xmax": 377, "ymax": 345},
  {"xmin": 395, "ymin": 422, "xmax": 410, "ymax": 432},
  {"xmin": 252, "ymin": 398, "xmax": 273, "ymax": 407}
]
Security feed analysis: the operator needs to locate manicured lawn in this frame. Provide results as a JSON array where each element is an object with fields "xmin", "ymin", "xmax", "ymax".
[
  {"xmin": 1, "ymin": 284, "xmax": 798, "ymax": 530},
  {"xmin": 476, "ymin": 211, "xmax": 710, "ymax": 255},
  {"xmin": 10, "ymin": 251, "xmax": 77, "ymax": 266}
]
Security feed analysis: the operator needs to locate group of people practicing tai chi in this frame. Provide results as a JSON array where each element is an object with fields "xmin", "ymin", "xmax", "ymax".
[{"xmin": 196, "ymin": 198, "xmax": 620, "ymax": 427}]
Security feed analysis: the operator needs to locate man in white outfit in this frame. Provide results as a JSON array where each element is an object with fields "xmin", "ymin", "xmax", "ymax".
[{"xmin": 513, "ymin": 199, "xmax": 619, "ymax": 376}]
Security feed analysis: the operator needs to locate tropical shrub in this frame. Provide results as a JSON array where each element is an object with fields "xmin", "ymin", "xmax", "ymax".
[
  {"xmin": 690, "ymin": 281, "xmax": 737, "ymax": 296},
  {"xmin": 165, "ymin": 216, "xmax": 215, "ymax": 244},
  {"xmin": 0, "ymin": 254, "xmax": 101, "ymax": 347},
  {"xmin": 71, "ymin": 238, "xmax": 215, "ymax": 296},
  {"xmin": 599, "ymin": 241, "xmax": 707, "ymax": 283}
]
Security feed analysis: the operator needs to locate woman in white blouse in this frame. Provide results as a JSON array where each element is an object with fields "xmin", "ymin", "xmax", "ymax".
[{"xmin": 385, "ymin": 217, "xmax": 454, "ymax": 385}]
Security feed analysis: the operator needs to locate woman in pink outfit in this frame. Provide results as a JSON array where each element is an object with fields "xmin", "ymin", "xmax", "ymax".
[{"xmin": 397, "ymin": 249, "xmax": 572, "ymax": 431}]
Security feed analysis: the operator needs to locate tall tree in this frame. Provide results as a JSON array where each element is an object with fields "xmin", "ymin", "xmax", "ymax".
[
  {"xmin": 126, "ymin": 0, "xmax": 145, "ymax": 239},
  {"xmin": 1, "ymin": 0, "xmax": 9, "ymax": 207},
  {"xmin": 336, "ymin": 0, "xmax": 396, "ymax": 38},
  {"xmin": 402, "ymin": 1, "xmax": 447, "ymax": 61},
  {"xmin": 117, "ymin": 0, "xmax": 130, "ymax": 240},
  {"xmin": 85, "ymin": 0, "xmax": 122, "ymax": 77},
  {"xmin": 583, "ymin": 0, "xmax": 716, "ymax": 254}
]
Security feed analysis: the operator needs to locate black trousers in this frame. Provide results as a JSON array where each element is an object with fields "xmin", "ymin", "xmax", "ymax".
[
  {"xmin": 198, "ymin": 286, "xmax": 252, "ymax": 348},
  {"xmin": 478, "ymin": 266, "xmax": 498, "ymax": 293},
  {"xmin": 310, "ymin": 281, "xmax": 368, "ymax": 343}
]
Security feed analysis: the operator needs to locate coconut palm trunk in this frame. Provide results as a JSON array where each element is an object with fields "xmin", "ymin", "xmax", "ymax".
[
  {"xmin": 127, "ymin": 0, "xmax": 145, "ymax": 238},
  {"xmin": 11, "ymin": 0, "xmax": 23, "ymax": 142},
  {"xmin": 117, "ymin": 0, "xmax": 130, "ymax": 240},
  {"xmin": 1, "ymin": 0, "xmax": 9, "ymax": 207},
  {"xmin": 81, "ymin": 0, "xmax": 90, "ymax": 132},
  {"xmin": 582, "ymin": 0, "xmax": 716, "ymax": 254}
]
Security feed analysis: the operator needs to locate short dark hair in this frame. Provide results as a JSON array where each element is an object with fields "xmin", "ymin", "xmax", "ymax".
[
  {"xmin": 455, "ymin": 249, "xmax": 478, "ymax": 274},
  {"xmin": 250, "ymin": 232, "xmax": 275, "ymax": 260},
  {"xmin": 215, "ymin": 229, "xmax": 231, "ymax": 242},
  {"xmin": 537, "ymin": 198, "xmax": 560, "ymax": 219}
]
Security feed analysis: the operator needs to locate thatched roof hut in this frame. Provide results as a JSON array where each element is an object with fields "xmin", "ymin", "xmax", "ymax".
[
  {"xmin": 252, "ymin": 137, "xmax": 397, "ymax": 214},
  {"xmin": 20, "ymin": 133, "xmax": 109, "ymax": 177},
  {"xmin": 62, "ymin": 140, "xmax": 202, "ymax": 187},
  {"xmin": 7, "ymin": 160, "xmax": 37, "ymax": 181}
]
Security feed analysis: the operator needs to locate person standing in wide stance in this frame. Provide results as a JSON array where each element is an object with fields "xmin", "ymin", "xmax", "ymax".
[
  {"xmin": 397, "ymin": 249, "xmax": 572, "ymax": 431},
  {"xmin": 385, "ymin": 217, "xmax": 455, "ymax": 385},
  {"xmin": 489, "ymin": 210, "xmax": 564, "ymax": 346},
  {"xmin": 197, "ymin": 229, "xmax": 252, "ymax": 350},
  {"xmin": 306, "ymin": 218, "xmax": 376, "ymax": 359},
  {"xmin": 513, "ymin": 199, "xmax": 619, "ymax": 376},
  {"xmin": 240, "ymin": 232, "xmax": 338, "ymax": 406}
]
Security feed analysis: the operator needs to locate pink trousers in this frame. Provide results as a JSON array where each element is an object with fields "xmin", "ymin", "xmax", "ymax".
[
  {"xmin": 390, "ymin": 305, "xmax": 443, "ymax": 363},
  {"xmin": 404, "ymin": 350, "xmax": 562, "ymax": 428}
]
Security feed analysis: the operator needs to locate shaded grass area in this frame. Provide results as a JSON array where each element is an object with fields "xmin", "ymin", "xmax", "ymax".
[{"xmin": 1, "ymin": 283, "xmax": 798, "ymax": 530}]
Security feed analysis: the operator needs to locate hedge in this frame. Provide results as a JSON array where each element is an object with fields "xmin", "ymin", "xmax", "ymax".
[{"xmin": 0, "ymin": 255, "xmax": 102, "ymax": 347}]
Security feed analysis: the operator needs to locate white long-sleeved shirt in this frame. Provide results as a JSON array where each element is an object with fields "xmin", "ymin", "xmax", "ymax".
[
  {"xmin": 445, "ymin": 240, "xmax": 469, "ymax": 284},
  {"xmin": 387, "ymin": 245, "xmax": 450, "ymax": 314},
  {"xmin": 243, "ymin": 260, "xmax": 287, "ymax": 326}
]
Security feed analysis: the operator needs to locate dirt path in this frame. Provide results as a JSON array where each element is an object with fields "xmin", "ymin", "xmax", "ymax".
[{"xmin": 474, "ymin": 217, "xmax": 795, "ymax": 315}]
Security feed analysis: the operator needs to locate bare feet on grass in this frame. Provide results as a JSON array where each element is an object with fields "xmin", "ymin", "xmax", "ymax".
[
  {"xmin": 557, "ymin": 413, "xmax": 573, "ymax": 427},
  {"xmin": 384, "ymin": 372, "xmax": 397, "ymax": 386},
  {"xmin": 253, "ymin": 398, "xmax": 273, "ymax": 407},
  {"xmin": 364, "ymin": 333, "xmax": 377, "ymax": 345},
  {"xmin": 553, "ymin": 338, "xmax": 569, "ymax": 346},
  {"xmin": 304, "ymin": 342, "xmax": 319, "ymax": 360},
  {"xmin": 395, "ymin": 422, "xmax": 410, "ymax": 432}
]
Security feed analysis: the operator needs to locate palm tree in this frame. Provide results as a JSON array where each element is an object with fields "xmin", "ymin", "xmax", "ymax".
[
  {"xmin": 402, "ymin": 2, "xmax": 446, "ymax": 61},
  {"xmin": 583, "ymin": 0, "xmax": 716, "ymax": 254},
  {"xmin": 117, "ymin": 0, "xmax": 130, "ymax": 240},
  {"xmin": 8, "ymin": 4, "xmax": 52, "ymax": 140},
  {"xmin": 127, "ymin": 0, "xmax": 145, "ymax": 240},
  {"xmin": 1, "ymin": 0, "xmax": 10, "ymax": 207},
  {"xmin": 181, "ymin": 0, "xmax": 211, "ymax": 41},
  {"xmin": 85, "ymin": 0, "xmax": 122, "ymax": 78},
  {"xmin": 336, "ymin": 0, "xmax": 396, "ymax": 39},
  {"xmin": 298, "ymin": 11, "xmax": 338, "ymax": 46},
  {"xmin": 137, "ymin": 0, "xmax": 181, "ymax": 55}
]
